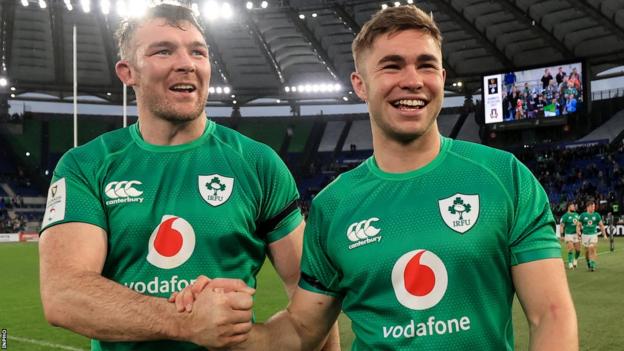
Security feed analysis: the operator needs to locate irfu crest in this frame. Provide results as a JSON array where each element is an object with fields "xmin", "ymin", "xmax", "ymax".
[
  {"xmin": 198, "ymin": 175, "xmax": 234, "ymax": 206},
  {"xmin": 438, "ymin": 194, "xmax": 479, "ymax": 234}
]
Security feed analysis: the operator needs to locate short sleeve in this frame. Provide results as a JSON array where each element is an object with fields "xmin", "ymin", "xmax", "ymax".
[
  {"xmin": 298, "ymin": 201, "xmax": 342, "ymax": 298},
  {"xmin": 508, "ymin": 158, "xmax": 561, "ymax": 265},
  {"xmin": 40, "ymin": 151, "xmax": 108, "ymax": 233},
  {"xmin": 255, "ymin": 145, "xmax": 303, "ymax": 243}
]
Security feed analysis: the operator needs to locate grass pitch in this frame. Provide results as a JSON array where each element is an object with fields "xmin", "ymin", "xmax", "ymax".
[{"xmin": 1, "ymin": 239, "xmax": 622, "ymax": 350}]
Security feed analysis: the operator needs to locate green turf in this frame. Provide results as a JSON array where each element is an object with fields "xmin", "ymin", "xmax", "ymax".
[{"xmin": 1, "ymin": 239, "xmax": 622, "ymax": 350}]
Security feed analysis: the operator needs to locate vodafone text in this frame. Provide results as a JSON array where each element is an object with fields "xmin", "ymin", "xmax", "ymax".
[
  {"xmin": 382, "ymin": 316, "xmax": 471, "ymax": 339},
  {"xmin": 123, "ymin": 275, "xmax": 196, "ymax": 294}
]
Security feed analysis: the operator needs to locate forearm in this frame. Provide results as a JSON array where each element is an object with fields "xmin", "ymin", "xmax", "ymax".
[
  {"xmin": 320, "ymin": 323, "xmax": 341, "ymax": 351},
  {"xmin": 528, "ymin": 306, "xmax": 578, "ymax": 351},
  {"xmin": 238, "ymin": 309, "xmax": 329, "ymax": 351},
  {"xmin": 41, "ymin": 270, "xmax": 189, "ymax": 342}
]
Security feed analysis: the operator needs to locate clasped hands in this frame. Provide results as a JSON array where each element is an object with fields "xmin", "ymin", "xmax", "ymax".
[{"xmin": 168, "ymin": 276, "xmax": 255, "ymax": 350}]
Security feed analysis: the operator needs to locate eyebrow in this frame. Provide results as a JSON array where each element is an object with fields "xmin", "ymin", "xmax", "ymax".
[
  {"xmin": 146, "ymin": 40, "xmax": 208, "ymax": 50},
  {"xmin": 376, "ymin": 53, "xmax": 440, "ymax": 66}
]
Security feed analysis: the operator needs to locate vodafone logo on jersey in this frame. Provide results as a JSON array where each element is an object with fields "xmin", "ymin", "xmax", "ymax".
[
  {"xmin": 391, "ymin": 250, "xmax": 448, "ymax": 310},
  {"xmin": 147, "ymin": 215, "xmax": 196, "ymax": 269}
]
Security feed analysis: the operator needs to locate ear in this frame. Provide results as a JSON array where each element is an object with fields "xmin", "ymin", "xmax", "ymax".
[
  {"xmin": 351, "ymin": 71, "xmax": 368, "ymax": 102},
  {"xmin": 115, "ymin": 60, "xmax": 136, "ymax": 86}
]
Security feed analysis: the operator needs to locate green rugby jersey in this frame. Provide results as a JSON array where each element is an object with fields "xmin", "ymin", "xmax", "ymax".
[
  {"xmin": 579, "ymin": 211, "xmax": 602, "ymax": 235},
  {"xmin": 560, "ymin": 212, "xmax": 580, "ymax": 235},
  {"xmin": 300, "ymin": 136, "xmax": 560, "ymax": 350},
  {"xmin": 41, "ymin": 120, "xmax": 302, "ymax": 351}
]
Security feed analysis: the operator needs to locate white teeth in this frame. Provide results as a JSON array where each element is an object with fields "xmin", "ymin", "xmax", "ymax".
[
  {"xmin": 393, "ymin": 99, "xmax": 426, "ymax": 107},
  {"xmin": 171, "ymin": 84, "xmax": 195, "ymax": 90}
]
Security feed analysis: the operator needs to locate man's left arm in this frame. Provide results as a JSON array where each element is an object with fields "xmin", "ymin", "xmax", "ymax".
[
  {"xmin": 268, "ymin": 221, "xmax": 341, "ymax": 351},
  {"xmin": 512, "ymin": 258, "xmax": 578, "ymax": 351},
  {"xmin": 599, "ymin": 220, "xmax": 607, "ymax": 239}
]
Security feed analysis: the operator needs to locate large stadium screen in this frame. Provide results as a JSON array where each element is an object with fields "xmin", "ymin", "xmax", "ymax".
[{"xmin": 482, "ymin": 61, "xmax": 585, "ymax": 125}]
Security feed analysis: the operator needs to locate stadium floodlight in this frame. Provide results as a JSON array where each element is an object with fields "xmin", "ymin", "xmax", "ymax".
[
  {"xmin": 221, "ymin": 3, "xmax": 233, "ymax": 19},
  {"xmin": 407, "ymin": 0, "xmax": 413, "ymax": 3},
  {"xmin": 260, "ymin": 1, "xmax": 268, "ymax": 9},
  {"xmin": 20, "ymin": 0, "xmax": 29, "ymax": 7},
  {"xmin": 246, "ymin": 1, "xmax": 253, "ymax": 10},
  {"xmin": 342, "ymin": 96, "xmax": 348, "ymax": 101},
  {"xmin": 216, "ymin": 87, "xmax": 223, "ymax": 94},
  {"xmin": 116, "ymin": 0, "xmax": 127, "ymax": 17},
  {"xmin": 333, "ymin": 83, "xmax": 342, "ymax": 91},
  {"xmin": 10, "ymin": 86, "xmax": 16, "ymax": 91},
  {"xmin": 45, "ymin": 170, "xmax": 50, "ymax": 176},
  {"xmin": 190, "ymin": 2, "xmax": 200, "ymax": 17},
  {"xmin": 394, "ymin": 1, "xmax": 401, "ymax": 7},
  {"xmin": 304, "ymin": 84, "xmax": 312, "ymax": 93},
  {"xmin": 10, "ymin": 93, "xmax": 15, "ymax": 98},
  {"xmin": 223, "ymin": 86, "xmax": 231, "ymax": 94},
  {"xmin": 312, "ymin": 13, "xmax": 317, "ymax": 18},
  {"xmin": 284, "ymin": 86, "xmax": 290, "ymax": 92},
  {"xmin": 127, "ymin": 0, "xmax": 148, "ymax": 18},
  {"xmin": 0, "ymin": 77, "xmax": 7, "ymax": 87},
  {"xmin": 231, "ymin": 94, "xmax": 236, "ymax": 98},
  {"xmin": 457, "ymin": 81, "xmax": 463, "ymax": 87},
  {"xmin": 381, "ymin": 4, "xmax": 388, "ymax": 10},
  {"xmin": 64, "ymin": 0, "xmax": 73, "ymax": 11},
  {"xmin": 299, "ymin": 14, "xmax": 305, "ymax": 19},
  {"xmin": 291, "ymin": 86, "xmax": 297, "ymax": 92},
  {"xmin": 232, "ymin": 100, "xmax": 237, "ymax": 104},
  {"xmin": 26, "ymin": 152, "xmax": 31, "ymax": 157},
  {"xmin": 100, "ymin": 0, "xmax": 111, "ymax": 14},
  {"xmin": 276, "ymin": 99, "xmax": 281, "ymax": 103},
  {"xmin": 312, "ymin": 84, "xmax": 320, "ymax": 93},
  {"xmin": 204, "ymin": 1, "xmax": 219, "ymax": 21},
  {"xmin": 81, "ymin": 0, "xmax": 91, "ymax": 13},
  {"xmin": 39, "ymin": 0, "xmax": 47, "ymax": 9},
  {"xmin": 209, "ymin": 87, "xmax": 215, "ymax": 93}
]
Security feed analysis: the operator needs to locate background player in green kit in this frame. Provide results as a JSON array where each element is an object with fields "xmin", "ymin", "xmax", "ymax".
[
  {"xmin": 577, "ymin": 200, "xmax": 607, "ymax": 271},
  {"xmin": 175, "ymin": 4, "xmax": 578, "ymax": 350},
  {"xmin": 560, "ymin": 202, "xmax": 581, "ymax": 269},
  {"xmin": 37, "ymin": 4, "xmax": 311, "ymax": 351}
]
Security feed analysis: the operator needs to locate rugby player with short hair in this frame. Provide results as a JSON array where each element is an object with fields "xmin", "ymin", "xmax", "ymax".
[
  {"xmin": 176, "ymin": 5, "xmax": 578, "ymax": 350},
  {"xmin": 560, "ymin": 202, "xmax": 581, "ymax": 269},
  {"xmin": 577, "ymin": 200, "xmax": 607, "ymax": 271},
  {"xmin": 37, "ymin": 4, "xmax": 322, "ymax": 351}
]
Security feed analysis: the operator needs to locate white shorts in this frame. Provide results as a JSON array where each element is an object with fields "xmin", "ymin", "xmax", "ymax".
[
  {"xmin": 581, "ymin": 234, "xmax": 598, "ymax": 247},
  {"xmin": 564, "ymin": 234, "xmax": 579, "ymax": 243}
]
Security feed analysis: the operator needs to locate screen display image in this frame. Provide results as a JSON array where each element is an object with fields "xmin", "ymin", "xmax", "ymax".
[{"xmin": 483, "ymin": 62, "xmax": 584, "ymax": 125}]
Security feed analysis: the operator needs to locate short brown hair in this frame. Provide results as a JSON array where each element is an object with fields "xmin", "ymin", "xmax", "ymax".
[
  {"xmin": 115, "ymin": 4, "xmax": 204, "ymax": 61},
  {"xmin": 352, "ymin": 5, "xmax": 442, "ymax": 71}
]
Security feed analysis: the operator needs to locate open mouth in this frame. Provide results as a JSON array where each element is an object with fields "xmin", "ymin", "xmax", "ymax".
[
  {"xmin": 169, "ymin": 84, "xmax": 197, "ymax": 93},
  {"xmin": 391, "ymin": 99, "xmax": 427, "ymax": 110}
]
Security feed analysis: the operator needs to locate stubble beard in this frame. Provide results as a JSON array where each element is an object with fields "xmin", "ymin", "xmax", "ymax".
[{"xmin": 145, "ymin": 92, "xmax": 207, "ymax": 124}]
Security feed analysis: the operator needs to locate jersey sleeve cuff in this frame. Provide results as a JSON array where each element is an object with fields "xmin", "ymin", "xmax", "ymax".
[
  {"xmin": 298, "ymin": 278, "xmax": 342, "ymax": 298},
  {"xmin": 265, "ymin": 210, "xmax": 303, "ymax": 243},
  {"xmin": 39, "ymin": 219, "xmax": 108, "ymax": 235},
  {"xmin": 511, "ymin": 247, "xmax": 562, "ymax": 266}
]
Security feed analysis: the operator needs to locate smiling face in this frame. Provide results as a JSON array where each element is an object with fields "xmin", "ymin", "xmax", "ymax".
[
  {"xmin": 351, "ymin": 29, "xmax": 445, "ymax": 144},
  {"xmin": 116, "ymin": 18, "xmax": 210, "ymax": 123}
]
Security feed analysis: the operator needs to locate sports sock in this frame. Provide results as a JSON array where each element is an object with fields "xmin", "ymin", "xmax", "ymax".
[
  {"xmin": 575, "ymin": 250, "xmax": 581, "ymax": 259},
  {"xmin": 567, "ymin": 252, "xmax": 574, "ymax": 264}
]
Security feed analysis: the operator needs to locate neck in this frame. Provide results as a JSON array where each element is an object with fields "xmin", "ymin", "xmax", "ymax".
[
  {"xmin": 372, "ymin": 124, "xmax": 441, "ymax": 173},
  {"xmin": 137, "ymin": 112, "xmax": 207, "ymax": 146}
]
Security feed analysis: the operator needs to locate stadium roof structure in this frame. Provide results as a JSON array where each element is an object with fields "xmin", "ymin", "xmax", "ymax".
[{"xmin": 1, "ymin": 0, "xmax": 623, "ymax": 106}]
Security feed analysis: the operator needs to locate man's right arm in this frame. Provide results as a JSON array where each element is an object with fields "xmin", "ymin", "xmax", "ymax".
[
  {"xmin": 39, "ymin": 222, "xmax": 254, "ymax": 348},
  {"xmin": 235, "ymin": 287, "xmax": 342, "ymax": 351}
]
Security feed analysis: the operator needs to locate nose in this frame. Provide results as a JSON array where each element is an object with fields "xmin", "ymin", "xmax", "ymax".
[
  {"xmin": 399, "ymin": 66, "xmax": 423, "ymax": 90},
  {"xmin": 174, "ymin": 51, "xmax": 196, "ymax": 73}
]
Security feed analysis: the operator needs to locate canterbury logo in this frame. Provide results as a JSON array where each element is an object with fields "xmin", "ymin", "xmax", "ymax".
[
  {"xmin": 347, "ymin": 217, "xmax": 381, "ymax": 242},
  {"xmin": 105, "ymin": 181, "xmax": 143, "ymax": 199}
]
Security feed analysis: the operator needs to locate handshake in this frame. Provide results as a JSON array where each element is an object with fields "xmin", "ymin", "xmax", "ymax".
[{"xmin": 167, "ymin": 276, "xmax": 256, "ymax": 350}]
